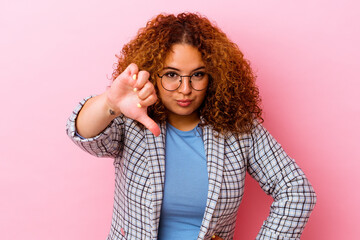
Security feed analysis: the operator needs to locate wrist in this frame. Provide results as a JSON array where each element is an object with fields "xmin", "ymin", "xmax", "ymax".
[{"xmin": 102, "ymin": 91, "xmax": 121, "ymax": 119}]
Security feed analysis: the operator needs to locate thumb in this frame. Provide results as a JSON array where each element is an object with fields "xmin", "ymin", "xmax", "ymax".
[{"xmin": 137, "ymin": 114, "xmax": 161, "ymax": 137}]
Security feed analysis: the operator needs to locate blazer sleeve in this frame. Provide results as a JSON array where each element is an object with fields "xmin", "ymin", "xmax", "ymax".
[
  {"xmin": 246, "ymin": 122, "xmax": 317, "ymax": 240},
  {"xmin": 66, "ymin": 96, "xmax": 124, "ymax": 158}
]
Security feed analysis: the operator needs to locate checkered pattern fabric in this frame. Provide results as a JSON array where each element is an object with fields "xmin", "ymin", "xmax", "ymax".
[{"xmin": 66, "ymin": 97, "xmax": 316, "ymax": 240}]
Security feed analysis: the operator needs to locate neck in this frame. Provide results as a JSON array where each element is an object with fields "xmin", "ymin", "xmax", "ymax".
[{"xmin": 167, "ymin": 111, "xmax": 200, "ymax": 131}]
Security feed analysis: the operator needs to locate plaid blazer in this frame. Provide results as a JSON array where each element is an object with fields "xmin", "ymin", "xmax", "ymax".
[{"xmin": 67, "ymin": 97, "xmax": 316, "ymax": 240}]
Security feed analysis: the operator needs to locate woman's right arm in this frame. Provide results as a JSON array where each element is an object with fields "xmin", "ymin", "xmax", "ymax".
[
  {"xmin": 66, "ymin": 63, "xmax": 160, "ymax": 158},
  {"xmin": 75, "ymin": 93, "xmax": 119, "ymax": 138},
  {"xmin": 75, "ymin": 63, "xmax": 160, "ymax": 138}
]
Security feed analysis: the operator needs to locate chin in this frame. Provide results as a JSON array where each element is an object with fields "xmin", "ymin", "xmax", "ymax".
[{"xmin": 167, "ymin": 106, "xmax": 198, "ymax": 117}]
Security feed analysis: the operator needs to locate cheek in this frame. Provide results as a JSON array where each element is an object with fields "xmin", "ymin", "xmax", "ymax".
[
  {"xmin": 157, "ymin": 86, "xmax": 172, "ymax": 105},
  {"xmin": 198, "ymin": 92, "xmax": 207, "ymax": 103},
  {"xmin": 155, "ymin": 80, "xmax": 165, "ymax": 99},
  {"xmin": 157, "ymin": 86, "xmax": 167, "ymax": 100}
]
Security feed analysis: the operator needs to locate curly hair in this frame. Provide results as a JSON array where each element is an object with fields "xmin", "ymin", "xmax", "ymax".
[{"xmin": 112, "ymin": 12, "xmax": 263, "ymax": 135}]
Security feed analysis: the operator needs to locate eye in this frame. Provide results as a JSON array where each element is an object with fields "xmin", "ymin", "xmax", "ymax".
[
  {"xmin": 192, "ymin": 72, "xmax": 206, "ymax": 78},
  {"xmin": 164, "ymin": 72, "xmax": 179, "ymax": 78}
]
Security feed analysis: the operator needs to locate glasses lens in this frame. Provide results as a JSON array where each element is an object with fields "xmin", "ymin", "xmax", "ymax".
[
  {"xmin": 190, "ymin": 73, "xmax": 208, "ymax": 91},
  {"xmin": 162, "ymin": 74, "xmax": 181, "ymax": 91},
  {"xmin": 160, "ymin": 73, "xmax": 208, "ymax": 91}
]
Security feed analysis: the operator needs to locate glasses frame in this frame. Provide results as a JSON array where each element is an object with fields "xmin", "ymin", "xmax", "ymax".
[{"xmin": 157, "ymin": 73, "xmax": 208, "ymax": 92}]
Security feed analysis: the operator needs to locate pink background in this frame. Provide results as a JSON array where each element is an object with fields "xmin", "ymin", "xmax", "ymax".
[{"xmin": 1, "ymin": 0, "xmax": 359, "ymax": 239}]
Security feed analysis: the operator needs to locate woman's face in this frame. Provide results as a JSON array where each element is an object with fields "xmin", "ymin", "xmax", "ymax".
[{"xmin": 157, "ymin": 44, "xmax": 208, "ymax": 125}]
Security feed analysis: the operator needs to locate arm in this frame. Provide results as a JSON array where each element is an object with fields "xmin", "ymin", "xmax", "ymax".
[
  {"xmin": 76, "ymin": 63, "xmax": 160, "ymax": 138},
  {"xmin": 66, "ymin": 63, "xmax": 160, "ymax": 157},
  {"xmin": 247, "ymin": 122, "xmax": 317, "ymax": 240},
  {"xmin": 66, "ymin": 95, "xmax": 125, "ymax": 158},
  {"xmin": 75, "ymin": 93, "xmax": 118, "ymax": 139}
]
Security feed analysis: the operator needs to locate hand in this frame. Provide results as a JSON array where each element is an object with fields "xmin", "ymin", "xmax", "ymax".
[{"xmin": 106, "ymin": 63, "xmax": 160, "ymax": 136}]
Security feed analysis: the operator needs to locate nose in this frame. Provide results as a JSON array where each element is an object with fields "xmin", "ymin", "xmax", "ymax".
[{"xmin": 178, "ymin": 77, "xmax": 192, "ymax": 95}]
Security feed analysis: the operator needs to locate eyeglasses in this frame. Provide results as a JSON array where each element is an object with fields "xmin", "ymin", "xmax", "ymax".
[{"xmin": 157, "ymin": 72, "xmax": 208, "ymax": 91}]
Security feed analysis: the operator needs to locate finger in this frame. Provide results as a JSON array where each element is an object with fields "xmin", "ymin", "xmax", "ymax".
[
  {"xmin": 119, "ymin": 63, "xmax": 139, "ymax": 85},
  {"xmin": 137, "ymin": 81, "xmax": 155, "ymax": 100},
  {"xmin": 124, "ymin": 63, "xmax": 139, "ymax": 77},
  {"xmin": 134, "ymin": 70, "xmax": 150, "ymax": 90},
  {"xmin": 138, "ymin": 94, "xmax": 157, "ymax": 107},
  {"xmin": 137, "ymin": 114, "xmax": 161, "ymax": 137}
]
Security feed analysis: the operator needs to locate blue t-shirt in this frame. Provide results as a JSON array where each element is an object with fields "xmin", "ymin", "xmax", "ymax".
[{"xmin": 157, "ymin": 123, "xmax": 209, "ymax": 240}]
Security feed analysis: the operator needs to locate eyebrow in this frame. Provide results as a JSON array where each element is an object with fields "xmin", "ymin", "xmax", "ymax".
[{"xmin": 162, "ymin": 66, "xmax": 206, "ymax": 72}]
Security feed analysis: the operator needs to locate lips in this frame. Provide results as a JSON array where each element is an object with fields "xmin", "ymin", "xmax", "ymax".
[{"xmin": 177, "ymin": 99, "xmax": 192, "ymax": 107}]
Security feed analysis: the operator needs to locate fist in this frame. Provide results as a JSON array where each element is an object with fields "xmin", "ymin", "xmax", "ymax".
[{"xmin": 106, "ymin": 63, "xmax": 160, "ymax": 136}]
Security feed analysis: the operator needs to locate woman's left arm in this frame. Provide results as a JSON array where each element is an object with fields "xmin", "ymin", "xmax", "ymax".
[{"xmin": 247, "ymin": 122, "xmax": 317, "ymax": 240}]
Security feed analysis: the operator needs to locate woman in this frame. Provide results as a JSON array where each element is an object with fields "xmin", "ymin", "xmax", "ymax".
[{"xmin": 66, "ymin": 13, "xmax": 316, "ymax": 240}]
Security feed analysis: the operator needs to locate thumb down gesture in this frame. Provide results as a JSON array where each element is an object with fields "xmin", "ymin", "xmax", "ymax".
[{"xmin": 107, "ymin": 63, "xmax": 160, "ymax": 136}]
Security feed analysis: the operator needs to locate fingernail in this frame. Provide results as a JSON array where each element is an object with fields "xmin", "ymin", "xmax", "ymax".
[
  {"xmin": 133, "ymin": 88, "xmax": 138, "ymax": 92},
  {"xmin": 137, "ymin": 103, "xmax": 142, "ymax": 108},
  {"xmin": 132, "ymin": 74, "xmax": 137, "ymax": 80}
]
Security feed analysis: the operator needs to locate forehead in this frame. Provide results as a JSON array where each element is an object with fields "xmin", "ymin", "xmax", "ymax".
[{"xmin": 164, "ymin": 44, "xmax": 204, "ymax": 71}]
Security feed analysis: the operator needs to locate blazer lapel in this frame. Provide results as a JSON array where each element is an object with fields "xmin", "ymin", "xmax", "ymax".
[
  {"xmin": 145, "ymin": 122, "xmax": 167, "ymax": 239},
  {"xmin": 198, "ymin": 125, "xmax": 225, "ymax": 239}
]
